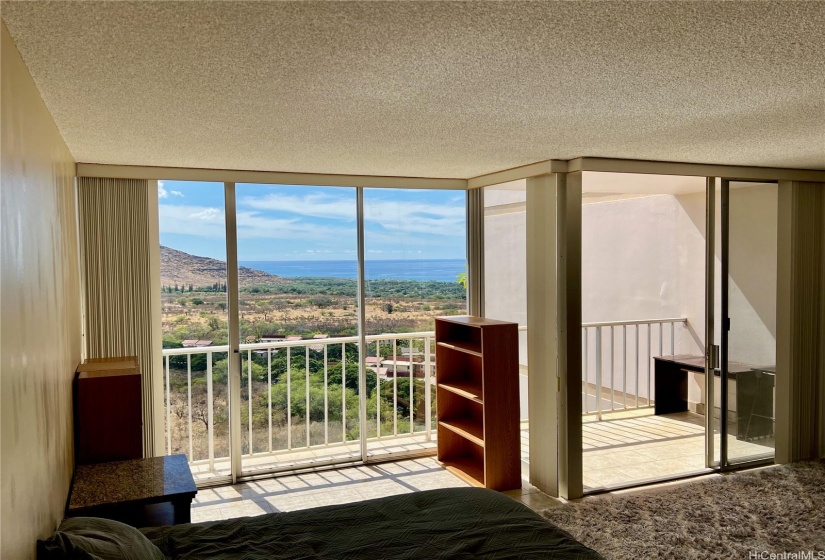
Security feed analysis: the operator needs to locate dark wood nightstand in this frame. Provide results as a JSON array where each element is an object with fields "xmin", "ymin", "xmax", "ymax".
[{"xmin": 67, "ymin": 454, "xmax": 197, "ymax": 527}]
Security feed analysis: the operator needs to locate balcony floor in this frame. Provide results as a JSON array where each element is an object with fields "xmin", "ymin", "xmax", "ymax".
[{"xmin": 577, "ymin": 408, "xmax": 774, "ymax": 491}]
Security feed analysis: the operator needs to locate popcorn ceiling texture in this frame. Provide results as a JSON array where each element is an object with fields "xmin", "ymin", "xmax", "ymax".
[{"xmin": 2, "ymin": 1, "xmax": 824, "ymax": 178}]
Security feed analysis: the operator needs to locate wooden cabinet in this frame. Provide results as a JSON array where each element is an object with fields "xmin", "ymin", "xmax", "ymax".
[
  {"xmin": 75, "ymin": 356, "xmax": 143, "ymax": 464},
  {"xmin": 435, "ymin": 316, "xmax": 520, "ymax": 491}
]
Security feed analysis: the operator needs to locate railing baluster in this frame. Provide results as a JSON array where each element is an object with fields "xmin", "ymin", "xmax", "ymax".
[
  {"xmin": 324, "ymin": 344, "xmax": 328, "ymax": 446},
  {"xmin": 671, "ymin": 321, "xmax": 675, "ymax": 355},
  {"xmin": 635, "ymin": 325, "xmax": 640, "ymax": 408},
  {"xmin": 227, "ymin": 357, "xmax": 231, "ymax": 457},
  {"xmin": 341, "ymin": 343, "xmax": 346, "ymax": 441},
  {"xmin": 247, "ymin": 349, "xmax": 253, "ymax": 455},
  {"xmin": 409, "ymin": 339, "xmax": 414, "ymax": 434},
  {"xmin": 287, "ymin": 347, "xmax": 291, "ymax": 450},
  {"xmin": 622, "ymin": 325, "xmax": 627, "ymax": 409},
  {"xmin": 187, "ymin": 354, "xmax": 193, "ymax": 460},
  {"xmin": 583, "ymin": 328, "xmax": 589, "ymax": 414},
  {"xmin": 267, "ymin": 349, "xmax": 272, "ymax": 453},
  {"xmin": 659, "ymin": 322, "xmax": 663, "ymax": 358},
  {"xmin": 595, "ymin": 327, "xmax": 602, "ymax": 421},
  {"xmin": 647, "ymin": 324, "xmax": 652, "ymax": 407},
  {"xmin": 393, "ymin": 339, "xmax": 398, "ymax": 436},
  {"xmin": 165, "ymin": 354, "xmax": 171, "ymax": 455},
  {"xmin": 424, "ymin": 335, "xmax": 432, "ymax": 442},
  {"xmin": 305, "ymin": 345, "xmax": 310, "ymax": 447},
  {"xmin": 376, "ymin": 340, "xmax": 380, "ymax": 439},
  {"xmin": 610, "ymin": 326, "xmax": 616, "ymax": 410},
  {"xmin": 207, "ymin": 352, "xmax": 214, "ymax": 471}
]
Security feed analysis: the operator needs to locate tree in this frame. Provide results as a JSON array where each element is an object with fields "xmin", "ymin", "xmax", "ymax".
[
  {"xmin": 382, "ymin": 302, "xmax": 394, "ymax": 314},
  {"xmin": 257, "ymin": 302, "xmax": 273, "ymax": 322},
  {"xmin": 191, "ymin": 298, "xmax": 204, "ymax": 305}
]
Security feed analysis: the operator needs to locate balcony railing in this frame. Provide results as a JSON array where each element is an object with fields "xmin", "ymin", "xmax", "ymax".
[
  {"xmin": 163, "ymin": 332, "xmax": 436, "ymax": 478},
  {"xmin": 582, "ymin": 318, "xmax": 688, "ymax": 419},
  {"xmin": 163, "ymin": 318, "xmax": 686, "ymax": 477}
]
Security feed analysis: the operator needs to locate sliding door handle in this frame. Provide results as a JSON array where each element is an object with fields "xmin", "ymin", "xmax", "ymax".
[{"xmin": 708, "ymin": 345, "xmax": 720, "ymax": 370}]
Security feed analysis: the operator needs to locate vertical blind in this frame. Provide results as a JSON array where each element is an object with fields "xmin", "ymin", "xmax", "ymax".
[
  {"xmin": 783, "ymin": 181, "xmax": 824, "ymax": 461},
  {"xmin": 77, "ymin": 177, "xmax": 159, "ymax": 457},
  {"xmin": 791, "ymin": 182, "xmax": 825, "ymax": 460}
]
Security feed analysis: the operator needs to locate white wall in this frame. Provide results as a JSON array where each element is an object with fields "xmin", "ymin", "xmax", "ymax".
[
  {"xmin": 1, "ymin": 21, "xmax": 80, "ymax": 559},
  {"xmin": 483, "ymin": 181, "xmax": 529, "ymax": 418}
]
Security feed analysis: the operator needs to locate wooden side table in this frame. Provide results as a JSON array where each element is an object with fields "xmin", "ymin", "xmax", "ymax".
[{"xmin": 67, "ymin": 454, "xmax": 197, "ymax": 527}]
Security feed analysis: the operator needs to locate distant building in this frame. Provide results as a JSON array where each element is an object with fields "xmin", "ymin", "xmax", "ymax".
[
  {"xmin": 310, "ymin": 334, "xmax": 329, "ymax": 351},
  {"xmin": 260, "ymin": 334, "xmax": 286, "ymax": 344},
  {"xmin": 182, "ymin": 339, "xmax": 213, "ymax": 348}
]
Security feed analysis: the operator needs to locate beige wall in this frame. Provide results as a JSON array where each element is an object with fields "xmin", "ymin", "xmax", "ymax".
[{"xmin": 1, "ymin": 21, "xmax": 80, "ymax": 559}]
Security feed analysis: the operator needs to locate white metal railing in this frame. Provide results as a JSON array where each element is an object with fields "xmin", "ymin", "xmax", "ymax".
[
  {"xmin": 582, "ymin": 318, "xmax": 688, "ymax": 419},
  {"xmin": 162, "ymin": 332, "xmax": 436, "ymax": 475},
  {"xmin": 163, "ymin": 319, "xmax": 686, "ymax": 474}
]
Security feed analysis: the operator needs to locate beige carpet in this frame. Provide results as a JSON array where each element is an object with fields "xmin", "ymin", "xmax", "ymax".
[{"xmin": 542, "ymin": 460, "xmax": 825, "ymax": 560}]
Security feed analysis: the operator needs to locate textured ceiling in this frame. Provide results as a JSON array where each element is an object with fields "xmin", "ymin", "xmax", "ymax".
[{"xmin": 2, "ymin": 1, "xmax": 824, "ymax": 178}]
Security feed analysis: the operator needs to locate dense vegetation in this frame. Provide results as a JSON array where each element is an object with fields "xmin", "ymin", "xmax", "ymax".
[{"xmin": 163, "ymin": 277, "xmax": 458, "ymax": 464}]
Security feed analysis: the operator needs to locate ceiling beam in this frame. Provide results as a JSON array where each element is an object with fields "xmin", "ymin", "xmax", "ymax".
[
  {"xmin": 567, "ymin": 158, "xmax": 825, "ymax": 182},
  {"xmin": 467, "ymin": 160, "xmax": 568, "ymax": 189},
  {"xmin": 75, "ymin": 163, "xmax": 468, "ymax": 190}
]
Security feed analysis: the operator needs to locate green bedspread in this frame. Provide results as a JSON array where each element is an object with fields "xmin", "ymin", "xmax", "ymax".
[{"xmin": 140, "ymin": 487, "xmax": 604, "ymax": 559}]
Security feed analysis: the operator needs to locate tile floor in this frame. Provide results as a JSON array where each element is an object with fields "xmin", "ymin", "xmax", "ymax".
[
  {"xmin": 580, "ymin": 409, "xmax": 774, "ymax": 490},
  {"xmin": 191, "ymin": 456, "xmax": 560, "ymax": 523}
]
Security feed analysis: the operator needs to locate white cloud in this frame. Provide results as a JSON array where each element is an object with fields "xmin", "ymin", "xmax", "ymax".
[
  {"xmin": 158, "ymin": 204, "xmax": 355, "ymax": 243},
  {"xmin": 238, "ymin": 193, "xmax": 465, "ymax": 236},
  {"xmin": 157, "ymin": 181, "xmax": 183, "ymax": 199}
]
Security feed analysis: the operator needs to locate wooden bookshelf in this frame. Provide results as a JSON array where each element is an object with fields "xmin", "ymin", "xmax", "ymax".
[{"xmin": 435, "ymin": 316, "xmax": 520, "ymax": 491}]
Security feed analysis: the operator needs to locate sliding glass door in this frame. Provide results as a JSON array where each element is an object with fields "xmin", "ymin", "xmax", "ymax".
[
  {"xmin": 232, "ymin": 183, "xmax": 360, "ymax": 476},
  {"xmin": 157, "ymin": 181, "xmax": 233, "ymax": 483},
  {"xmin": 719, "ymin": 180, "xmax": 778, "ymax": 467},
  {"xmin": 362, "ymin": 189, "xmax": 467, "ymax": 459}
]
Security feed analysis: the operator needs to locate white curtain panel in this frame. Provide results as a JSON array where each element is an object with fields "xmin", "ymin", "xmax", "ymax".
[{"xmin": 76, "ymin": 177, "xmax": 160, "ymax": 457}]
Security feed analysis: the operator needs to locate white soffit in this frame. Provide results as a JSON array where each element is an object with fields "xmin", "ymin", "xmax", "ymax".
[
  {"xmin": 583, "ymin": 171, "xmax": 707, "ymax": 196},
  {"xmin": 2, "ymin": 1, "xmax": 824, "ymax": 179}
]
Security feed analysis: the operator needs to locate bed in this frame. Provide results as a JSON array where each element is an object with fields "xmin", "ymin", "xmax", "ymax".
[{"xmin": 39, "ymin": 487, "xmax": 604, "ymax": 559}]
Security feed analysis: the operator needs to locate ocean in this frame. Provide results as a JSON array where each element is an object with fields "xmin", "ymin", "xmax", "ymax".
[{"xmin": 239, "ymin": 259, "xmax": 466, "ymax": 282}]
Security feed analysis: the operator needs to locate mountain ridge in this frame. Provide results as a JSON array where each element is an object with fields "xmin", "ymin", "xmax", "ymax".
[{"xmin": 160, "ymin": 246, "xmax": 286, "ymax": 288}]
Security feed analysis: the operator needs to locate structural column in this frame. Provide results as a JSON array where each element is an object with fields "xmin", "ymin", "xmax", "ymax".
[
  {"xmin": 526, "ymin": 172, "xmax": 582, "ymax": 499},
  {"xmin": 466, "ymin": 188, "xmax": 485, "ymax": 316}
]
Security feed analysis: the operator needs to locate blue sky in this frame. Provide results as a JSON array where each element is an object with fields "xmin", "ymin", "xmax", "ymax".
[{"xmin": 158, "ymin": 181, "xmax": 467, "ymax": 261}]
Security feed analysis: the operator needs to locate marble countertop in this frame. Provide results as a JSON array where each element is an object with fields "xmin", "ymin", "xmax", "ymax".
[{"xmin": 69, "ymin": 454, "xmax": 196, "ymax": 511}]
